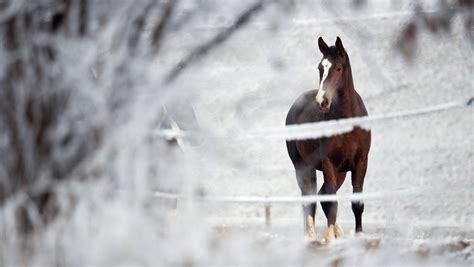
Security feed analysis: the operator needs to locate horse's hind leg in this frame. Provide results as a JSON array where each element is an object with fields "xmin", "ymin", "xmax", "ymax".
[
  {"xmin": 352, "ymin": 160, "xmax": 368, "ymax": 233},
  {"xmin": 295, "ymin": 165, "xmax": 317, "ymax": 239}
]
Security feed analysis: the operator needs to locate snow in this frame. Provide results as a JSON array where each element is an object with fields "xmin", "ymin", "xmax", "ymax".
[{"xmin": 0, "ymin": 0, "xmax": 473, "ymax": 266}]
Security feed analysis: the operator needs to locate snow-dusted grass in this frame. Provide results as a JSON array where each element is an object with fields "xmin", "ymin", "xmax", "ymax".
[{"xmin": 0, "ymin": 0, "xmax": 472, "ymax": 266}]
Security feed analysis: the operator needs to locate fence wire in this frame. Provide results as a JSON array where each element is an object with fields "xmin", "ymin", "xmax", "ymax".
[{"xmin": 153, "ymin": 97, "xmax": 473, "ymax": 141}]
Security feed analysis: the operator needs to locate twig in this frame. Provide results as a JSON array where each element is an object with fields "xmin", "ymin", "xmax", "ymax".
[
  {"xmin": 164, "ymin": 0, "xmax": 266, "ymax": 84},
  {"xmin": 150, "ymin": 0, "xmax": 177, "ymax": 55}
]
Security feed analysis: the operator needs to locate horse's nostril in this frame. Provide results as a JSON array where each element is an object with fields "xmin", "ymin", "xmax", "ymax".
[{"xmin": 321, "ymin": 97, "xmax": 329, "ymax": 108}]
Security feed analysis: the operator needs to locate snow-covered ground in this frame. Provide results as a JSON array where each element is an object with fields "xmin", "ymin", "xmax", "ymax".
[
  {"xmin": 164, "ymin": 1, "xmax": 473, "ymax": 265},
  {"xmin": 0, "ymin": 0, "xmax": 472, "ymax": 266}
]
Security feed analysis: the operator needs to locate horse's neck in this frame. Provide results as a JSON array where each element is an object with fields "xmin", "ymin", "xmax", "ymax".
[
  {"xmin": 332, "ymin": 92, "xmax": 356, "ymax": 118},
  {"xmin": 330, "ymin": 73, "xmax": 360, "ymax": 119}
]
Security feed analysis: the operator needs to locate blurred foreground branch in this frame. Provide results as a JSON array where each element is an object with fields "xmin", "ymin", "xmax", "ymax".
[{"xmin": 165, "ymin": 0, "xmax": 266, "ymax": 83}]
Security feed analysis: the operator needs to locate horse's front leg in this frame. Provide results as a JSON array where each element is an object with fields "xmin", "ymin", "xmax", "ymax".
[
  {"xmin": 319, "ymin": 159, "xmax": 339, "ymax": 244},
  {"xmin": 334, "ymin": 172, "xmax": 347, "ymax": 239},
  {"xmin": 352, "ymin": 159, "xmax": 368, "ymax": 233}
]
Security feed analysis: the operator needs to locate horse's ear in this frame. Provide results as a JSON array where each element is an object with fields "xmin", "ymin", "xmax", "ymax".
[
  {"xmin": 335, "ymin": 36, "xmax": 345, "ymax": 56},
  {"xmin": 318, "ymin": 37, "xmax": 328, "ymax": 54}
]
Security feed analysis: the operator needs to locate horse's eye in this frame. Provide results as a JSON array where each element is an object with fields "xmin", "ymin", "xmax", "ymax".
[{"xmin": 337, "ymin": 67, "xmax": 342, "ymax": 72}]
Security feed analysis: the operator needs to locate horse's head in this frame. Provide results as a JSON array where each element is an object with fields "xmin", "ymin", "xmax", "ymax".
[{"xmin": 315, "ymin": 36, "xmax": 349, "ymax": 113}]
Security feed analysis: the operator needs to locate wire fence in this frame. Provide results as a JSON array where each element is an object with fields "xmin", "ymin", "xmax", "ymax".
[
  {"xmin": 153, "ymin": 97, "xmax": 473, "ymax": 142},
  {"xmin": 150, "ymin": 187, "xmax": 422, "ymax": 204},
  {"xmin": 147, "ymin": 97, "xmax": 472, "ymax": 209}
]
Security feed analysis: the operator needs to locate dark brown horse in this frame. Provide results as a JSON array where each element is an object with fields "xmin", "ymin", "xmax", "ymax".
[{"xmin": 286, "ymin": 37, "xmax": 371, "ymax": 243}]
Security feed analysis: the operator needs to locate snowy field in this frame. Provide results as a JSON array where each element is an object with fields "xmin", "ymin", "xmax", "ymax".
[
  {"xmin": 161, "ymin": 1, "xmax": 474, "ymax": 266},
  {"xmin": 0, "ymin": 0, "xmax": 472, "ymax": 266}
]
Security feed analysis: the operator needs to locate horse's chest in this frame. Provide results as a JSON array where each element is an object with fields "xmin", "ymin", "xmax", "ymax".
[
  {"xmin": 322, "ymin": 134, "xmax": 360, "ymax": 170},
  {"xmin": 295, "ymin": 134, "xmax": 358, "ymax": 171},
  {"xmin": 296, "ymin": 140, "xmax": 322, "ymax": 168}
]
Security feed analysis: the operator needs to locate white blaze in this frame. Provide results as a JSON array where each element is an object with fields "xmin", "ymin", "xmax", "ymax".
[{"xmin": 316, "ymin": 58, "xmax": 332, "ymax": 104}]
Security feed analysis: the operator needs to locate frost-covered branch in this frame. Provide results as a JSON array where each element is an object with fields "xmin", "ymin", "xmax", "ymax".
[{"xmin": 165, "ymin": 0, "xmax": 266, "ymax": 83}]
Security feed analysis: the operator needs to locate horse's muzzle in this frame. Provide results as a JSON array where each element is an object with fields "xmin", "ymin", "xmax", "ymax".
[{"xmin": 318, "ymin": 96, "xmax": 330, "ymax": 113}]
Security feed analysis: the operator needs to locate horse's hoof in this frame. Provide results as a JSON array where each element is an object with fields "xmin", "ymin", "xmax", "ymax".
[
  {"xmin": 335, "ymin": 221, "xmax": 344, "ymax": 238},
  {"xmin": 325, "ymin": 225, "xmax": 335, "ymax": 244},
  {"xmin": 306, "ymin": 215, "xmax": 316, "ymax": 239}
]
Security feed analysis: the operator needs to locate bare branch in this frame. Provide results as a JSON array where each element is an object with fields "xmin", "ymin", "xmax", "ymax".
[
  {"xmin": 78, "ymin": 0, "xmax": 88, "ymax": 36},
  {"xmin": 128, "ymin": 1, "xmax": 158, "ymax": 54},
  {"xmin": 150, "ymin": 0, "xmax": 178, "ymax": 55},
  {"xmin": 397, "ymin": 0, "xmax": 473, "ymax": 61},
  {"xmin": 164, "ymin": 0, "xmax": 266, "ymax": 84}
]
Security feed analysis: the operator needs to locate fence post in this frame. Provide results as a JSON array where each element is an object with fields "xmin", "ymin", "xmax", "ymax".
[{"xmin": 264, "ymin": 203, "xmax": 271, "ymax": 226}]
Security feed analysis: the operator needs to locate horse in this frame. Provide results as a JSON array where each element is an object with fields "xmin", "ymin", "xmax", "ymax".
[
  {"xmin": 285, "ymin": 37, "xmax": 371, "ymax": 243},
  {"xmin": 155, "ymin": 101, "xmax": 201, "ymax": 210}
]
